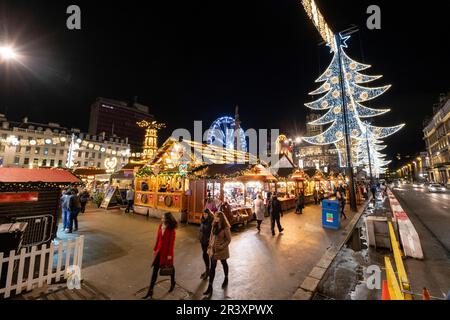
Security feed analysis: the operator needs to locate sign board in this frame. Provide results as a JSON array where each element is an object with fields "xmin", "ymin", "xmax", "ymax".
[
  {"xmin": 0, "ymin": 192, "xmax": 39, "ymax": 204},
  {"xmin": 100, "ymin": 186, "xmax": 123, "ymax": 209}
]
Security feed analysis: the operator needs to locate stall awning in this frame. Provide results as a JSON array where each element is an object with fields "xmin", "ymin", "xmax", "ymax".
[
  {"xmin": 72, "ymin": 167, "xmax": 107, "ymax": 176},
  {"xmin": 0, "ymin": 168, "xmax": 81, "ymax": 185}
]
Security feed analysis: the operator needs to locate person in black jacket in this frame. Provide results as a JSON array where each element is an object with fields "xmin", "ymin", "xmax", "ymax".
[
  {"xmin": 295, "ymin": 191, "xmax": 305, "ymax": 214},
  {"xmin": 269, "ymin": 194, "xmax": 284, "ymax": 236},
  {"xmin": 199, "ymin": 209, "xmax": 214, "ymax": 280},
  {"xmin": 79, "ymin": 189, "xmax": 90, "ymax": 213}
]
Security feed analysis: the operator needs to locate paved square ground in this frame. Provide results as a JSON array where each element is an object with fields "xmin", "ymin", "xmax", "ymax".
[{"xmin": 37, "ymin": 202, "xmax": 358, "ymax": 300}]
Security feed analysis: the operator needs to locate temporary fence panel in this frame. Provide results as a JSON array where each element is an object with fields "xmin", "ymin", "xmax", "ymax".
[{"xmin": 0, "ymin": 235, "xmax": 84, "ymax": 299}]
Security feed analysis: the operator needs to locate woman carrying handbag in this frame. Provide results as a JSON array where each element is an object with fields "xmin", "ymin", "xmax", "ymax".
[{"xmin": 143, "ymin": 212, "xmax": 177, "ymax": 299}]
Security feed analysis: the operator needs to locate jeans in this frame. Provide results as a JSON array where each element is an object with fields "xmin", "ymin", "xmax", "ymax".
[
  {"xmin": 201, "ymin": 243, "xmax": 209, "ymax": 270},
  {"xmin": 209, "ymin": 259, "xmax": 228, "ymax": 285},
  {"xmin": 69, "ymin": 209, "xmax": 80, "ymax": 231},
  {"xmin": 256, "ymin": 220, "xmax": 262, "ymax": 230},
  {"xmin": 270, "ymin": 215, "xmax": 283, "ymax": 234},
  {"xmin": 62, "ymin": 208, "xmax": 71, "ymax": 230},
  {"xmin": 125, "ymin": 200, "xmax": 134, "ymax": 213},
  {"xmin": 80, "ymin": 201, "xmax": 87, "ymax": 213}
]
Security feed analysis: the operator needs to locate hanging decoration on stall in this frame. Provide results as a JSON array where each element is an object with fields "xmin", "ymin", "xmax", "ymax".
[
  {"xmin": 300, "ymin": 0, "xmax": 404, "ymax": 168},
  {"xmin": 178, "ymin": 164, "xmax": 188, "ymax": 177}
]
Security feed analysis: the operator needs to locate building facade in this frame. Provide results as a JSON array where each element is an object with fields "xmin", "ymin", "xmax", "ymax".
[
  {"xmin": 0, "ymin": 115, "xmax": 130, "ymax": 172},
  {"xmin": 423, "ymin": 92, "xmax": 450, "ymax": 184},
  {"xmin": 292, "ymin": 112, "xmax": 340, "ymax": 174},
  {"xmin": 89, "ymin": 97, "xmax": 154, "ymax": 152}
]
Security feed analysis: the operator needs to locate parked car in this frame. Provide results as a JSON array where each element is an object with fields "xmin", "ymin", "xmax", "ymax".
[{"xmin": 427, "ymin": 183, "xmax": 447, "ymax": 193}]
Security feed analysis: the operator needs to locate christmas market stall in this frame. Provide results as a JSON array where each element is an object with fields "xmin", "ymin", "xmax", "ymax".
[
  {"xmin": 133, "ymin": 138, "xmax": 275, "ymax": 225},
  {"xmin": 72, "ymin": 167, "xmax": 107, "ymax": 192},
  {"xmin": 274, "ymin": 168, "xmax": 309, "ymax": 211},
  {"xmin": 0, "ymin": 168, "xmax": 81, "ymax": 249}
]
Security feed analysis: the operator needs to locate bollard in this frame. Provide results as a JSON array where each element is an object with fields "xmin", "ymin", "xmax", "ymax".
[
  {"xmin": 381, "ymin": 280, "xmax": 390, "ymax": 300},
  {"xmin": 422, "ymin": 287, "xmax": 431, "ymax": 300}
]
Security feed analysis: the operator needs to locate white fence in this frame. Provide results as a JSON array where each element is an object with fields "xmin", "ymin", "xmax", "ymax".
[{"xmin": 0, "ymin": 236, "xmax": 84, "ymax": 299}]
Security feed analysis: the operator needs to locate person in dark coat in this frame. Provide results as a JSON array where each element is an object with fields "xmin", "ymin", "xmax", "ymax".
[
  {"xmin": 318, "ymin": 187, "xmax": 325, "ymax": 204},
  {"xmin": 67, "ymin": 189, "xmax": 81, "ymax": 233},
  {"xmin": 295, "ymin": 191, "xmax": 305, "ymax": 214},
  {"xmin": 269, "ymin": 194, "xmax": 284, "ymax": 236},
  {"xmin": 79, "ymin": 189, "xmax": 90, "ymax": 213},
  {"xmin": 199, "ymin": 209, "xmax": 214, "ymax": 280},
  {"xmin": 143, "ymin": 212, "xmax": 178, "ymax": 299},
  {"xmin": 336, "ymin": 186, "xmax": 347, "ymax": 220},
  {"xmin": 313, "ymin": 187, "xmax": 319, "ymax": 205},
  {"xmin": 203, "ymin": 211, "xmax": 232, "ymax": 299}
]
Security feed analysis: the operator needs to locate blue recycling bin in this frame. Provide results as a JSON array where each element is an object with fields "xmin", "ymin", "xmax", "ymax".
[{"xmin": 322, "ymin": 199, "xmax": 341, "ymax": 230}]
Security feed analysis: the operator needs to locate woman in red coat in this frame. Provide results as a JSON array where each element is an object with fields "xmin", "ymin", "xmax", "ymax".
[{"xmin": 143, "ymin": 212, "xmax": 177, "ymax": 299}]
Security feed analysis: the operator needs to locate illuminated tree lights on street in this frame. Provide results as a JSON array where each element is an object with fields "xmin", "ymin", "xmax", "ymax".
[{"xmin": 302, "ymin": 34, "xmax": 404, "ymax": 168}]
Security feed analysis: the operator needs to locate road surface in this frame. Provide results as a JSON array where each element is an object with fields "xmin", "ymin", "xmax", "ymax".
[{"xmin": 391, "ymin": 184, "xmax": 450, "ymax": 299}]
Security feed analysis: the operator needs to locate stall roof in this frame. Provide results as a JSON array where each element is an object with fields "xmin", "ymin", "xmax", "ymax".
[
  {"xmin": 72, "ymin": 167, "xmax": 107, "ymax": 176},
  {"xmin": 191, "ymin": 163, "xmax": 276, "ymax": 180},
  {"xmin": 0, "ymin": 168, "xmax": 81, "ymax": 184},
  {"xmin": 150, "ymin": 138, "xmax": 260, "ymax": 168}
]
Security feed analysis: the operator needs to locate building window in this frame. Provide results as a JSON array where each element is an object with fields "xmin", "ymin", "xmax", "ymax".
[
  {"xmin": 33, "ymin": 158, "xmax": 39, "ymax": 167},
  {"xmin": 61, "ymin": 142, "xmax": 65, "ymax": 147},
  {"xmin": 50, "ymin": 159, "xmax": 55, "ymax": 167},
  {"xmin": 92, "ymin": 152, "xmax": 95, "ymax": 158},
  {"xmin": 42, "ymin": 159, "xmax": 47, "ymax": 166},
  {"xmin": 78, "ymin": 151, "xmax": 82, "ymax": 158},
  {"xmin": 97, "ymin": 162, "xmax": 101, "ymax": 167},
  {"xmin": 98, "ymin": 153, "xmax": 102, "ymax": 159},
  {"xmin": 15, "ymin": 146, "xmax": 21, "ymax": 153},
  {"xmin": 85, "ymin": 152, "xmax": 89, "ymax": 158},
  {"xmin": 14, "ymin": 156, "xmax": 20, "ymax": 165},
  {"xmin": 52, "ymin": 148, "xmax": 56, "ymax": 155},
  {"xmin": 26, "ymin": 146, "xmax": 31, "ymax": 154},
  {"xmin": 58, "ymin": 160, "xmax": 63, "ymax": 167},
  {"xmin": 24, "ymin": 158, "xmax": 30, "ymax": 165},
  {"xmin": 35, "ymin": 147, "xmax": 40, "ymax": 154},
  {"xmin": 44, "ymin": 148, "xmax": 49, "ymax": 155},
  {"xmin": 0, "ymin": 145, "xmax": 5, "ymax": 152},
  {"xmin": 60, "ymin": 149, "xmax": 65, "ymax": 156},
  {"xmin": 84, "ymin": 161, "xmax": 88, "ymax": 166}
]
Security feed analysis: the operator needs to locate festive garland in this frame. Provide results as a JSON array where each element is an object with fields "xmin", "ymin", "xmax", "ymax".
[{"xmin": 0, "ymin": 181, "xmax": 83, "ymax": 192}]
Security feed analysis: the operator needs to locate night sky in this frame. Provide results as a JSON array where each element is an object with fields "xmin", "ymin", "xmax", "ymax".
[{"xmin": 1, "ymin": 0, "xmax": 449, "ymax": 169}]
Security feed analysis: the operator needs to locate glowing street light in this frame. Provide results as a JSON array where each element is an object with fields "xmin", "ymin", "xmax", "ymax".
[{"xmin": 0, "ymin": 45, "xmax": 18, "ymax": 61}]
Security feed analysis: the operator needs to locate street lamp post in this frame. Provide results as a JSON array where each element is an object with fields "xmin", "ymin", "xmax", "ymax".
[{"xmin": 336, "ymin": 33, "xmax": 357, "ymax": 211}]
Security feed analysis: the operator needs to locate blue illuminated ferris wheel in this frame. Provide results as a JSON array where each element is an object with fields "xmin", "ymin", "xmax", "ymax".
[{"xmin": 207, "ymin": 116, "xmax": 247, "ymax": 152}]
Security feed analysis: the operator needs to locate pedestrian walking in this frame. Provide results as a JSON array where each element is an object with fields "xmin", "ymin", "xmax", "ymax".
[
  {"xmin": 67, "ymin": 189, "xmax": 81, "ymax": 233},
  {"xmin": 60, "ymin": 188, "xmax": 71, "ymax": 232},
  {"xmin": 203, "ymin": 211, "xmax": 232, "ymax": 299},
  {"xmin": 313, "ymin": 187, "xmax": 319, "ymax": 205},
  {"xmin": 79, "ymin": 189, "xmax": 90, "ymax": 214},
  {"xmin": 336, "ymin": 186, "xmax": 347, "ymax": 220},
  {"xmin": 295, "ymin": 190, "xmax": 305, "ymax": 214},
  {"xmin": 253, "ymin": 194, "xmax": 265, "ymax": 232},
  {"xmin": 269, "ymin": 194, "xmax": 284, "ymax": 236},
  {"xmin": 125, "ymin": 185, "xmax": 135, "ymax": 213},
  {"xmin": 143, "ymin": 212, "xmax": 178, "ymax": 299},
  {"xmin": 199, "ymin": 209, "xmax": 214, "ymax": 280},
  {"xmin": 318, "ymin": 187, "xmax": 325, "ymax": 204},
  {"xmin": 370, "ymin": 182, "xmax": 377, "ymax": 201}
]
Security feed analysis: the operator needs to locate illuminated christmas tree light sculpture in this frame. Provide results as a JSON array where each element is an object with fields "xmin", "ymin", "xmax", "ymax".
[{"xmin": 302, "ymin": 34, "xmax": 404, "ymax": 168}]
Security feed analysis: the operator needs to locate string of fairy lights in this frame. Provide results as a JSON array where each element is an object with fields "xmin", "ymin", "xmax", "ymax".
[{"xmin": 301, "ymin": 0, "xmax": 404, "ymax": 178}]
